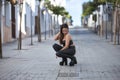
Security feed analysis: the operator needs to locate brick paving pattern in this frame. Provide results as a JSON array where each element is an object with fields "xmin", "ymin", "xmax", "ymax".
[{"xmin": 0, "ymin": 28, "xmax": 120, "ymax": 80}]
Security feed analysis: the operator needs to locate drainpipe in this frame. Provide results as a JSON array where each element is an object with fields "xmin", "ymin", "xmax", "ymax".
[
  {"xmin": 105, "ymin": 3, "xmax": 108, "ymax": 39},
  {"xmin": 44, "ymin": 11, "xmax": 46, "ymax": 40},
  {"xmin": 113, "ymin": 7, "xmax": 117, "ymax": 45},
  {"xmin": 117, "ymin": 8, "xmax": 119, "ymax": 45},
  {"xmin": 43, "ymin": 8, "xmax": 47, "ymax": 40},
  {"xmin": 30, "ymin": 5, "xmax": 33, "ymax": 45},
  {"xmin": 0, "ymin": 1, "xmax": 2, "ymax": 58},
  {"xmin": 111, "ymin": 10, "xmax": 113, "ymax": 42},
  {"xmin": 101, "ymin": 10, "xmax": 103, "ymax": 37}
]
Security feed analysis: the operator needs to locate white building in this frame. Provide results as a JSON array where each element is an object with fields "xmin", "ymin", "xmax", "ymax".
[
  {"xmin": 0, "ymin": 0, "xmax": 67, "ymax": 43},
  {"xmin": 87, "ymin": 4, "xmax": 112, "ymax": 33},
  {"xmin": 0, "ymin": 0, "xmax": 12, "ymax": 43}
]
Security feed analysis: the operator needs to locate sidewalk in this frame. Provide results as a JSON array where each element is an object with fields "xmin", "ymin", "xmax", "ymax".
[
  {"xmin": 1, "ymin": 35, "xmax": 60, "ymax": 80},
  {"xmin": 0, "ymin": 28, "xmax": 120, "ymax": 80}
]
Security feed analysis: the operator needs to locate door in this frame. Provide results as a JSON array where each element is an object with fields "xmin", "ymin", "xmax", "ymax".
[{"xmin": 11, "ymin": 5, "xmax": 16, "ymax": 38}]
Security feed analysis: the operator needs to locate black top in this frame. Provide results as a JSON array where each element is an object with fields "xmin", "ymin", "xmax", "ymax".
[{"xmin": 61, "ymin": 40, "xmax": 73, "ymax": 46}]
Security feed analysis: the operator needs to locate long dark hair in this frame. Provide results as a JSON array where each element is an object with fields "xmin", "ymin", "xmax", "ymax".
[{"xmin": 59, "ymin": 23, "xmax": 69, "ymax": 44}]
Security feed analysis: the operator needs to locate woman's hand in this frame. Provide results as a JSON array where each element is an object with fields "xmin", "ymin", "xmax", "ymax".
[{"xmin": 54, "ymin": 32, "xmax": 60, "ymax": 41}]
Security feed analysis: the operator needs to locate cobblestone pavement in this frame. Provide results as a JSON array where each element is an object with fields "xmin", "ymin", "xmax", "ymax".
[{"xmin": 0, "ymin": 28, "xmax": 120, "ymax": 80}]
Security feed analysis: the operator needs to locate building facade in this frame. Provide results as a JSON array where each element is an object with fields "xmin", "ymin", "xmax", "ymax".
[{"xmin": 0, "ymin": 0, "xmax": 66, "ymax": 44}]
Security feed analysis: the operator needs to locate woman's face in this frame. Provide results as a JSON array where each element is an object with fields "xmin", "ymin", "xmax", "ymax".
[{"xmin": 62, "ymin": 28, "xmax": 69, "ymax": 35}]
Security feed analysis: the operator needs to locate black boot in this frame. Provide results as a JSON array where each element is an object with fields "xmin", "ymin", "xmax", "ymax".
[
  {"xmin": 59, "ymin": 58, "xmax": 67, "ymax": 66},
  {"xmin": 69, "ymin": 56, "xmax": 77, "ymax": 66},
  {"xmin": 69, "ymin": 60, "xmax": 75, "ymax": 66},
  {"xmin": 64, "ymin": 58, "xmax": 68, "ymax": 65},
  {"xmin": 74, "ymin": 56, "xmax": 77, "ymax": 64},
  {"xmin": 69, "ymin": 57, "xmax": 75, "ymax": 66}
]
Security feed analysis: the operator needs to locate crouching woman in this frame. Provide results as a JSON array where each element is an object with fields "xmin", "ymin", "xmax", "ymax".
[{"xmin": 52, "ymin": 24, "xmax": 77, "ymax": 66}]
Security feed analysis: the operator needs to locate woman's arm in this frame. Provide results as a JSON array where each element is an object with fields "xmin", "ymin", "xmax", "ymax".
[{"xmin": 54, "ymin": 32, "xmax": 60, "ymax": 41}]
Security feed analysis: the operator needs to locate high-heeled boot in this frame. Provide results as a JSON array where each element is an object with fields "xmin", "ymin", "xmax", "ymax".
[
  {"xmin": 69, "ymin": 56, "xmax": 76, "ymax": 66},
  {"xmin": 64, "ymin": 58, "xmax": 68, "ymax": 65},
  {"xmin": 59, "ymin": 58, "xmax": 67, "ymax": 66},
  {"xmin": 74, "ymin": 56, "xmax": 77, "ymax": 64}
]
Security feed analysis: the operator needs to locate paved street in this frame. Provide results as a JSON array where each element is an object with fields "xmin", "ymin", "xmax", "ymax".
[{"xmin": 0, "ymin": 28, "xmax": 120, "ymax": 80}]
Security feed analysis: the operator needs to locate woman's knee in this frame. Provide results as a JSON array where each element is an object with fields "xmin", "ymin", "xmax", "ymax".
[
  {"xmin": 52, "ymin": 43, "xmax": 59, "ymax": 48},
  {"xmin": 56, "ymin": 52, "xmax": 63, "ymax": 57}
]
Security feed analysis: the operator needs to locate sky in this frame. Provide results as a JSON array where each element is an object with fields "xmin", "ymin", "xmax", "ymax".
[{"xmin": 65, "ymin": 0, "xmax": 90, "ymax": 26}]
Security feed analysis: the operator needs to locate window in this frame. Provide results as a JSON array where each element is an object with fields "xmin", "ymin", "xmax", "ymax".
[{"xmin": 5, "ymin": 3, "xmax": 11, "ymax": 27}]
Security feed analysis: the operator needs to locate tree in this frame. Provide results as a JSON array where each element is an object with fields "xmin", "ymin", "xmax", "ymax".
[
  {"xmin": 97, "ymin": 0, "xmax": 120, "ymax": 44},
  {"xmin": 37, "ymin": 0, "xmax": 42, "ymax": 42},
  {"xmin": 44, "ymin": 0, "xmax": 72, "ymax": 35},
  {"xmin": 38, "ymin": 6, "xmax": 41, "ymax": 42},
  {"xmin": 82, "ymin": 0, "xmax": 120, "ymax": 44},
  {"xmin": 44, "ymin": 0, "xmax": 71, "ymax": 21},
  {"xmin": 112, "ymin": 0, "xmax": 120, "ymax": 44},
  {"xmin": 44, "ymin": 0, "xmax": 71, "ymax": 25},
  {"xmin": 82, "ymin": 1, "xmax": 96, "ymax": 17},
  {"xmin": 52, "ymin": 6, "xmax": 65, "ymax": 29},
  {"xmin": 61, "ymin": 11, "xmax": 69, "ymax": 24}
]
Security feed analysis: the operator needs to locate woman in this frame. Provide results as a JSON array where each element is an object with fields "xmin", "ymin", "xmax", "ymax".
[{"xmin": 52, "ymin": 24, "xmax": 77, "ymax": 66}]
